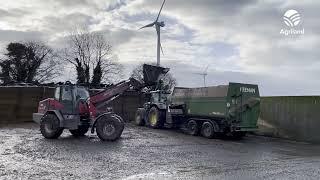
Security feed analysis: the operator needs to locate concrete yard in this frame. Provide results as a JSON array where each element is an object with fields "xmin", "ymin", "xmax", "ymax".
[{"xmin": 1, "ymin": 123, "xmax": 320, "ymax": 180}]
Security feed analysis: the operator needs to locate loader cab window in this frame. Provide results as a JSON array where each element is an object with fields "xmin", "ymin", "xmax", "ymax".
[
  {"xmin": 54, "ymin": 87, "xmax": 61, "ymax": 100},
  {"xmin": 61, "ymin": 86, "xmax": 73, "ymax": 101},
  {"xmin": 61, "ymin": 86, "xmax": 74, "ymax": 113},
  {"xmin": 76, "ymin": 87, "xmax": 89, "ymax": 100}
]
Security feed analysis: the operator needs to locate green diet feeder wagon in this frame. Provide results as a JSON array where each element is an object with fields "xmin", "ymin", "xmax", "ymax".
[{"xmin": 135, "ymin": 65, "xmax": 260, "ymax": 139}]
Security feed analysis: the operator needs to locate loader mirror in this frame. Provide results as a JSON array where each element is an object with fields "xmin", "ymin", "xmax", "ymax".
[{"xmin": 143, "ymin": 64, "xmax": 169, "ymax": 86}]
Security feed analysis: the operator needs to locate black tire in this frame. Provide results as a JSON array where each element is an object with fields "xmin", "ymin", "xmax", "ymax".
[
  {"xmin": 187, "ymin": 119, "xmax": 199, "ymax": 136},
  {"xmin": 135, "ymin": 109, "xmax": 145, "ymax": 126},
  {"xmin": 113, "ymin": 114, "xmax": 125, "ymax": 133},
  {"xmin": 96, "ymin": 114, "xmax": 124, "ymax": 141},
  {"xmin": 69, "ymin": 125, "xmax": 89, "ymax": 137},
  {"xmin": 148, "ymin": 107, "xmax": 164, "ymax": 128},
  {"xmin": 40, "ymin": 114, "xmax": 63, "ymax": 139},
  {"xmin": 201, "ymin": 122, "xmax": 215, "ymax": 139}
]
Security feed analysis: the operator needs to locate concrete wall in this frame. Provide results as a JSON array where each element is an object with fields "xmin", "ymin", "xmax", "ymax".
[
  {"xmin": 0, "ymin": 87, "xmax": 144, "ymax": 124},
  {"xmin": 108, "ymin": 91, "xmax": 145, "ymax": 122},
  {"xmin": 257, "ymin": 96, "xmax": 320, "ymax": 143},
  {"xmin": 0, "ymin": 86, "xmax": 55, "ymax": 124}
]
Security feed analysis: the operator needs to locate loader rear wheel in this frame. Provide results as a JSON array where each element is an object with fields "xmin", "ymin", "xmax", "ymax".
[
  {"xmin": 187, "ymin": 120, "xmax": 199, "ymax": 135},
  {"xmin": 135, "ymin": 109, "xmax": 145, "ymax": 126},
  {"xmin": 201, "ymin": 122, "xmax": 215, "ymax": 139},
  {"xmin": 69, "ymin": 125, "xmax": 89, "ymax": 137},
  {"xmin": 148, "ymin": 107, "xmax": 164, "ymax": 128},
  {"xmin": 96, "ymin": 115, "xmax": 124, "ymax": 141},
  {"xmin": 40, "ymin": 114, "xmax": 63, "ymax": 139}
]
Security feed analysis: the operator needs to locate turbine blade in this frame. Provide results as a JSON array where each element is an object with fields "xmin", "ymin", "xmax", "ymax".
[
  {"xmin": 155, "ymin": 0, "xmax": 166, "ymax": 22},
  {"xmin": 139, "ymin": 22, "xmax": 155, "ymax": 29},
  {"xmin": 204, "ymin": 65, "xmax": 209, "ymax": 73}
]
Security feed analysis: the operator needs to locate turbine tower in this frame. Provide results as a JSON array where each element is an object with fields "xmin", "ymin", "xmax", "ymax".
[
  {"xmin": 194, "ymin": 65, "xmax": 209, "ymax": 87},
  {"xmin": 140, "ymin": 0, "xmax": 166, "ymax": 66}
]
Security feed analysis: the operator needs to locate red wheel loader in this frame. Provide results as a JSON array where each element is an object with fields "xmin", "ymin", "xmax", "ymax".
[{"xmin": 32, "ymin": 64, "xmax": 168, "ymax": 141}]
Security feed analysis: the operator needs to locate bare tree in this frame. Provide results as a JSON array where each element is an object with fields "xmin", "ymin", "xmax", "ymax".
[
  {"xmin": 0, "ymin": 41, "xmax": 60, "ymax": 84},
  {"xmin": 130, "ymin": 63, "xmax": 145, "ymax": 83},
  {"xmin": 161, "ymin": 73, "xmax": 177, "ymax": 91},
  {"xmin": 63, "ymin": 28, "xmax": 122, "ymax": 86},
  {"xmin": 27, "ymin": 42, "xmax": 61, "ymax": 83},
  {"xmin": 130, "ymin": 63, "xmax": 177, "ymax": 91}
]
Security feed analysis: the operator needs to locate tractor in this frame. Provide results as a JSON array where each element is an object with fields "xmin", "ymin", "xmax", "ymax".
[{"xmin": 33, "ymin": 64, "xmax": 165, "ymax": 141}]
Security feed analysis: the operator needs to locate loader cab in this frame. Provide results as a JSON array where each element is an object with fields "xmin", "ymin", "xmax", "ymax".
[
  {"xmin": 54, "ymin": 85, "xmax": 74, "ymax": 114},
  {"xmin": 54, "ymin": 84, "xmax": 89, "ymax": 114}
]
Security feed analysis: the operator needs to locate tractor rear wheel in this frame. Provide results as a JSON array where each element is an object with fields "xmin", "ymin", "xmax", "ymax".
[
  {"xmin": 201, "ymin": 122, "xmax": 215, "ymax": 139},
  {"xmin": 135, "ymin": 109, "xmax": 145, "ymax": 126},
  {"xmin": 148, "ymin": 107, "xmax": 164, "ymax": 128},
  {"xmin": 69, "ymin": 125, "xmax": 89, "ymax": 137},
  {"xmin": 40, "ymin": 114, "xmax": 63, "ymax": 139},
  {"xmin": 96, "ymin": 114, "xmax": 124, "ymax": 141},
  {"xmin": 187, "ymin": 119, "xmax": 199, "ymax": 135}
]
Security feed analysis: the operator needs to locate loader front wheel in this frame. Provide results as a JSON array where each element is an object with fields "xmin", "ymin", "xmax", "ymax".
[
  {"xmin": 96, "ymin": 115, "xmax": 124, "ymax": 141},
  {"xmin": 69, "ymin": 125, "xmax": 89, "ymax": 137},
  {"xmin": 40, "ymin": 114, "xmax": 63, "ymax": 139}
]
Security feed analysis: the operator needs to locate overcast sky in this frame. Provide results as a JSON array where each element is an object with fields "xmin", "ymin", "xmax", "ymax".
[{"xmin": 0, "ymin": 0, "xmax": 319, "ymax": 95}]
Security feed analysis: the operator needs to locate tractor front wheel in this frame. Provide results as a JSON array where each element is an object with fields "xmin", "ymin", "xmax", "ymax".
[
  {"xmin": 69, "ymin": 125, "xmax": 89, "ymax": 137},
  {"xmin": 96, "ymin": 115, "xmax": 124, "ymax": 141},
  {"xmin": 40, "ymin": 114, "xmax": 63, "ymax": 139},
  {"xmin": 148, "ymin": 107, "xmax": 164, "ymax": 128}
]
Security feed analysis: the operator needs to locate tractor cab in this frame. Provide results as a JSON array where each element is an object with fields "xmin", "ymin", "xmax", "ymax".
[{"xmin": 149, "ymin": 90, "xmax": 170, "ymax": 104}]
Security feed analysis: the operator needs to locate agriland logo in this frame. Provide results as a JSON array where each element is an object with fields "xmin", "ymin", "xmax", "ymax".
[
  {"xmin": 283, "ymin": 10, "xmax": 301, "ymax": 27},
  {"xmin": 280, "ymin": 9, "xmax": 304, "ymax": 36}
]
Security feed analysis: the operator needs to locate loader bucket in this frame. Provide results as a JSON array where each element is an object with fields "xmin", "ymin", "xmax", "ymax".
[{"xmin": 143, "ymin": 64, "xmax": 169, "ymax": 86}]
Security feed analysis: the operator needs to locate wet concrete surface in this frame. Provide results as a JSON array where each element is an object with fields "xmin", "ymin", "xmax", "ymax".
[{"xmin": 1, "ymin": 123, "xmax": 320, "ymax": 180}]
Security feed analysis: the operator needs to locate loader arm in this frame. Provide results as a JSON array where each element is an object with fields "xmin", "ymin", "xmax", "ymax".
[
  {"xmin": 89, "ymin": 64, "xmax": 169, "ymax": 112},
  {"xmin": 90, "ymin": 78, "xmax": 142, "ymax": 110}
]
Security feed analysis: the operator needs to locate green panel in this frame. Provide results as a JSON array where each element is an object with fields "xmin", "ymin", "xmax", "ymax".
[
  {"xmin": 259, "ymin": 96, "xmax": 320, "ymax": 143},
  {"xmin": 226, "ymin": 83, "xmax": 260, "ymax": 129},
  {"xmin": 186, "ymin": 97, "xmax": 227, "ymax": 117},
  {"xmin": 239, "ymin": 103, "xmax": 260, "ymax": 128}
]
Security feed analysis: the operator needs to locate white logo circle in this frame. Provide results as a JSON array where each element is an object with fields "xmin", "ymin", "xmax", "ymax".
[{"xmin": 283, "ymin": 9, "xmax": 301, "ymax": 27}]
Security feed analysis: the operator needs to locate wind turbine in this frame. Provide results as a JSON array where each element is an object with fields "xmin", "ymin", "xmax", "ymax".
[
  {"xmin": 139, "ymin": 0, "xmax": 166, "ymax": 66},
  {"xmin": 194, "ymin": 65, "xmax": 209, "ymax": 87}
]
